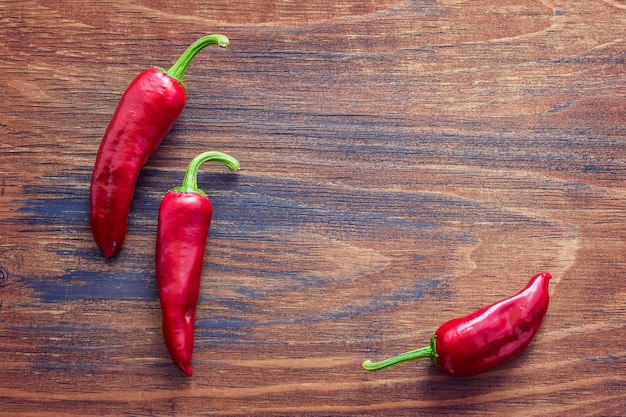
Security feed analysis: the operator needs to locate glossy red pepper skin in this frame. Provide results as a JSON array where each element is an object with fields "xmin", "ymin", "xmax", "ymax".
[
  {"xmin": 363, "ymin": 272, "xmax": 552, "ymax": 377},
  {"xmin": 156, "ymin": 191, "xmax": 211, "ymax": 376},
  {"xmin": 156, "ymin": 152, "xmax": 239, "ymax": 376},
  {"xmin": 90, "ymin": 69, "xmax": 185, "ymax": 257},
  {"xmin": 90, "ymin": 34, "xmax": 230, "ymax": 258},
  {"xmin": 435, "ymin": 271, "xmax": 552, "ymax": 376}
]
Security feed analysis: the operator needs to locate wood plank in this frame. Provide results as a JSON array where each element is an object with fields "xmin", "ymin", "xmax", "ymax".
[{"xmin": 1, "ymin": 0, "xmax": 625, "ymax": 415}]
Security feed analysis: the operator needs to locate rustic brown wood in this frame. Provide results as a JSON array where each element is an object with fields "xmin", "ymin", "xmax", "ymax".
[{"xmin": 1, "ymin": 0, "xmax": 625, "ymax": 415}]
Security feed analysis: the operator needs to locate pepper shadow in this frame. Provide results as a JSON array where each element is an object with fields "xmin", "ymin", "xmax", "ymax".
[{"xmin": 411, "ymin": 348, "xmax": 543, "ymax": 410}]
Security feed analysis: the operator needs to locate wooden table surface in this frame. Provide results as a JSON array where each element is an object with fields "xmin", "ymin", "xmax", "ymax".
[{"xmin": 1, "ymin": 1, "xmax": 625, "ymax": 416}]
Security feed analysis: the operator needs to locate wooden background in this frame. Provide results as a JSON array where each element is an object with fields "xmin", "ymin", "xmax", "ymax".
[{"xmin": 1, "ymin": 0, "xmax": 625, "ymax": 415}]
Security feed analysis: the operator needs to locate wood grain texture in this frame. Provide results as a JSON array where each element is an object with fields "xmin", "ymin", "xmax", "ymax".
[{"xmin": 1, "ymin": 0, "xmax": 625, "ymax": 415}]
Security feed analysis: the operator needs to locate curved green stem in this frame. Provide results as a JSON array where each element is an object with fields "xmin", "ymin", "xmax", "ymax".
[
  {"xmin": 165, "ymin": 34, "xmax": 230, "ymax": 83},
  {"xmin": 173, "ymin": 151, "xmax": 240, "ymax": 196},
  {"xmin": 362, "ymin": 335, "xmax": 438, "ymax": 371}
]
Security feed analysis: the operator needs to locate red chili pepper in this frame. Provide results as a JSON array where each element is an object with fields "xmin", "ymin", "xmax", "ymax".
[
  {"xmin": 90, "ymin": 34, "xmax": 230, "ymax": 257},
  {"xmin": 363, "ymin": 272, "xmax": 552, "ymax": 377},
  {"xmin": 156, "ymin": 151, "xmax": 239, "ymax": 376}
]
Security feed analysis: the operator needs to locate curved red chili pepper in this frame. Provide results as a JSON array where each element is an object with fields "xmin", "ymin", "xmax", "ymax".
[
  {"xmin": 90, "ymin": 34, "xmax": 230, "ymax": 257},
  {"xmin": 156, "ymin": 151, "xmax": 239, "ymax": 376},
  {"xmin": 363, "ymin": 272, "xmax": 552, "ymax": 377}
]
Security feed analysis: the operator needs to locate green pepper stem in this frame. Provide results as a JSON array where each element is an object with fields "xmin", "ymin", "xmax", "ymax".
[
  {"xmin": 165, "ymin": 34, "xmax": 230, "ymax": 83},
  {"xmin": 362, "ymin": 335, "xmax": 438, "ymax": 371},
  {"xmin": 174, "ymin": 151, "xmax": 240, "ymax": 196}
]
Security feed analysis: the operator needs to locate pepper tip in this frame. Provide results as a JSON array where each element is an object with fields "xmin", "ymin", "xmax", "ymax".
[{"xmin": 179, "ymin": 363, "xmax": 193, "ymax": 377}]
